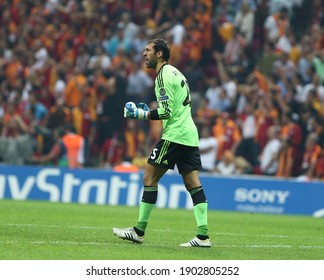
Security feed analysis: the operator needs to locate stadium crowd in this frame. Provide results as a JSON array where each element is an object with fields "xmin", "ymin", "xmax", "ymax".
[{"xmin": 0, "ymin": 0, "xmax": 324, "ymax": 181}]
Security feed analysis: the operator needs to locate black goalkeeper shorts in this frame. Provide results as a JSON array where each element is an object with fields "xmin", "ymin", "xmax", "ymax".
[{"xmin": 147, "ymin": 139, "xmax": 202, "ymax": 174}]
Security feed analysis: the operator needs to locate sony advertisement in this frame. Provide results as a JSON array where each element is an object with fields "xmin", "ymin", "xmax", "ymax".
[{"xmin": 0, "ymin": 166, "xmax": 323, "ymax": 217}]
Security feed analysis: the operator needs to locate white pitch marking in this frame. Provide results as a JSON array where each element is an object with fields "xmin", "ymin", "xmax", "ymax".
[
  {"xmin": 1, "ymin": 223, "xmax": 324, "ymax": 241},
  {"xmin": 0, "ymin": 239, "xmax": 324, "ymax": 249}
]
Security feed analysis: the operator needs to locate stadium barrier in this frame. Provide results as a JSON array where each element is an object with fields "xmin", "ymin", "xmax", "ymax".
[{"xmin": 0, "ymin": 165, "xmax": 323, "ymax": 217}]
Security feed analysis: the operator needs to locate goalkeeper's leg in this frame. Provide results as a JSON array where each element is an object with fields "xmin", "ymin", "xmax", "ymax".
[
  {"xmin": 133, "ymin": 164, "xmax": 168, "ymax": 236},
  {"xmin": 112, "ymin": 164, "xmax": 167, "ymax": 242},
  {"xmin": 180, "ymin": 170, "xmax": 211, "ymax": 247}
]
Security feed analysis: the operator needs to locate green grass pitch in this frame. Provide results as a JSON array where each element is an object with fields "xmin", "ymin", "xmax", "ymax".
[{"xmin": 0, "ymin": 199, "xmax": 323, "ymax": 260}]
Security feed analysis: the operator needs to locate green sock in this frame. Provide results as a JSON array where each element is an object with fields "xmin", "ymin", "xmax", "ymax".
[
  {"xmin": 194, "ymin": 202, "xmax": 208, "ymax": 236},
  {"xmin": 135, "ymin": 201, "xmax": 155, "ymax": 233},
  {"xmin": 189, "ymin": 187, "xmax": 209, "ymax": 237},
  {"xmin": 134, "ymin": 186, "xmax": 158, "ymax": 234}
]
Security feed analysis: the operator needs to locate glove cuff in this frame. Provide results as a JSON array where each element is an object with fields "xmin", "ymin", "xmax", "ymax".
[{"xmin": 136, "ymin": 109, "xmax": 149, "ymax": 120}]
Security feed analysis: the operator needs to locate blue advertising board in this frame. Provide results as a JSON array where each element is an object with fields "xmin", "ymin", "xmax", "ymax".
[{"xmin": 0, "ymin": 165, "xmax": 323, "ymax": 217}]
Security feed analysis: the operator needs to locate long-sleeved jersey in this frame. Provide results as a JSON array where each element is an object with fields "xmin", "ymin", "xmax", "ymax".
[{"xmin": 150, "ymin": 64, "xmax": 199, "ymax": 147}]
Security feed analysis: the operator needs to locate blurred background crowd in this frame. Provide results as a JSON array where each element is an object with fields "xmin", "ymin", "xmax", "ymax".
[{"xmin": 0, "ymin": 0, "xmax": 324, "ymax": 181}]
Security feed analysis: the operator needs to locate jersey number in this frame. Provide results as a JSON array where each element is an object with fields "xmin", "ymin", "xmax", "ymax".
[
  {"xmin": 181, "ymin": 79, "xmax": 191, "ymax": 107},
  {"xmin": 150, "ymin": 148, "xmax": 158, "ymax": 160}
]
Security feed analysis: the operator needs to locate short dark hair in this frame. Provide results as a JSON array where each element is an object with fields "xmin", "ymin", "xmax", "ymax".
[
  {"xmin": 279, "ymin": 7, "xmax": 288, "ymax": 15},
  {"xmin": 148, "ymin": 38, "xmax": 170, "ymax": 62}
]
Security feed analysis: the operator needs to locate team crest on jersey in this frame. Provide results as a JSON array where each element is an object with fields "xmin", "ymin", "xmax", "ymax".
[{"xmin": 159, "ymin": 88, "xmax": 166, "ymax": 96}]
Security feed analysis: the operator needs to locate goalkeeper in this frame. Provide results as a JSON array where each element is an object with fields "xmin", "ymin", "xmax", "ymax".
[{"xmin": 112, "ymin": 39, "xmax": 211, "ymax": 247}]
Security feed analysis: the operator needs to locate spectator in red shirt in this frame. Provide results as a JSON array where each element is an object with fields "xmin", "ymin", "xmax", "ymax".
[
  {"xmin": 301, "ymin": 132, "xmax": 322, "ymax": 177},
  {"xmin": 212, "ymin": 112, "xmax": 241, "ymax": 162},
  {"xmin": 98, "ymin": 133, "xmax": 125, "ymax": 169},
  {"xmin": 314, "ymin": 150, "xmax": 324, "ymax": 181},
  {"xmin": 280, "ymin": 112, "xmax": 303, "ymax": 176}
]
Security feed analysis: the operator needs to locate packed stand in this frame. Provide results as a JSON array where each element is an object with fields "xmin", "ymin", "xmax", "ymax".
[{"xmin": 0, "ymin": 0, "xmax": 323, "ymax": 181}]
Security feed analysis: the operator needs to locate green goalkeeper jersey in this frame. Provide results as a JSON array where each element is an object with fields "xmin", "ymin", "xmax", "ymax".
[{"xmin": 154, "ymin": 64, "xmax": 199, "ymax": 147}]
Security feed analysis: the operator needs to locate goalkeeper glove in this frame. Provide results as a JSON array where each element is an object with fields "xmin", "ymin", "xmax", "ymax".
[
  {"xmin": 137, "ymin": 102, "xmax": 150, "ymax": 112},
  {"xmin": 124, "ymin": 102, "xmax": 150, "ymax": 120}
]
